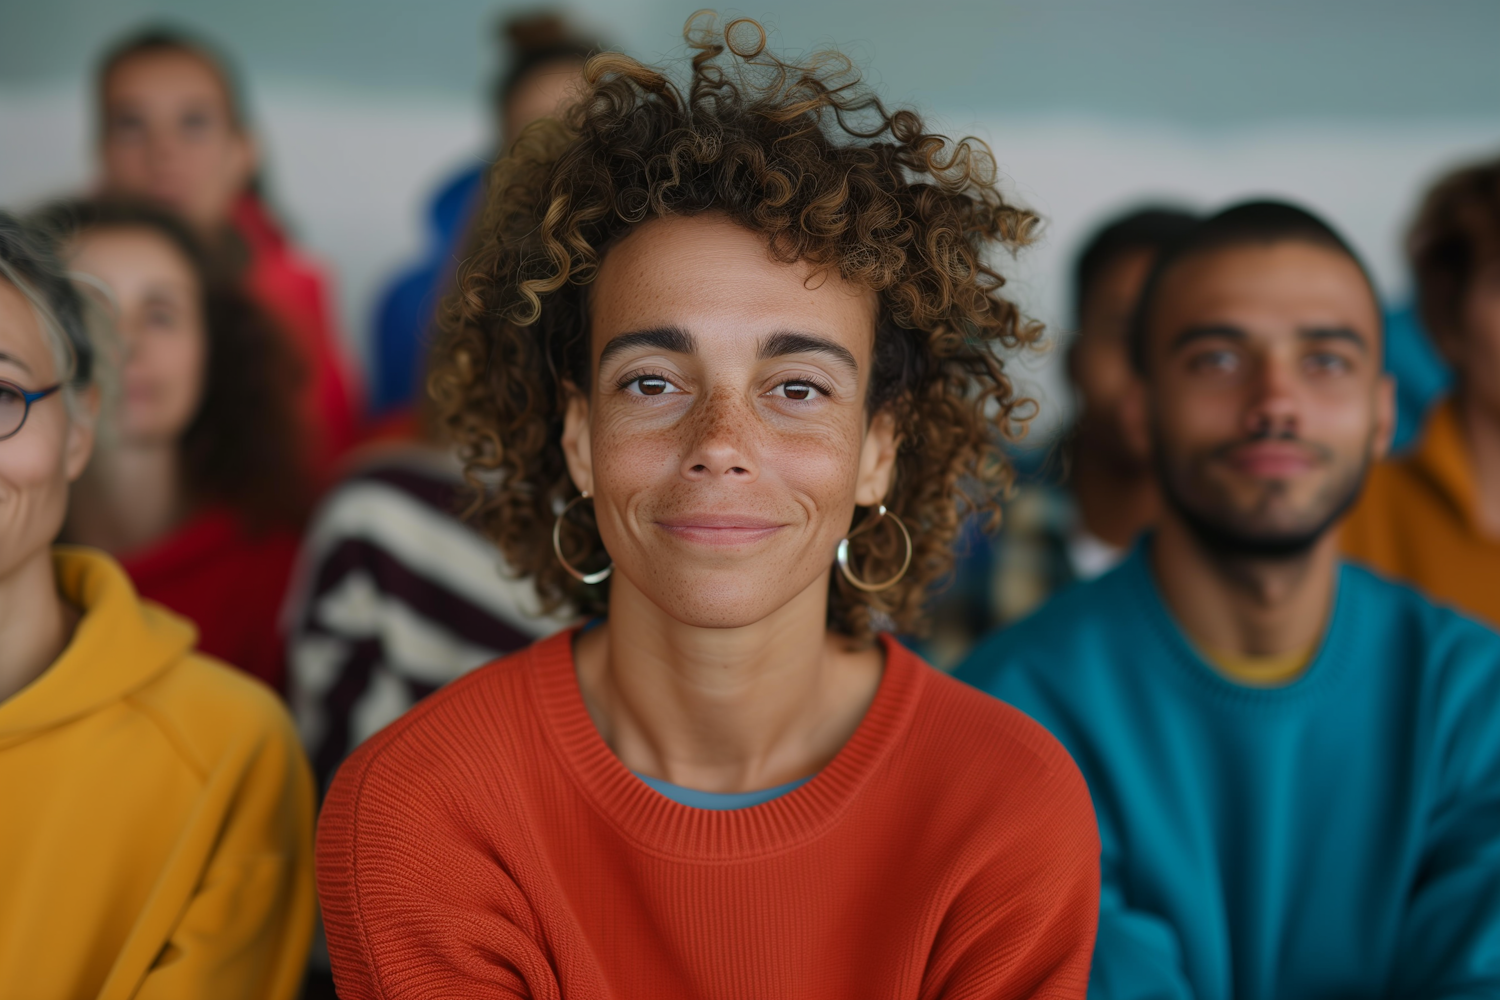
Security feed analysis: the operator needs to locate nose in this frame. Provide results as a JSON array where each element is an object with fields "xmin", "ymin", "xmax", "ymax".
[
  {"xmin": 679, "ymin": 386, "xmax": 759, "ymax": 483},
  {"xmin": 1243, "ymin": 351, "xmax": 1300, "ymax": 439}
]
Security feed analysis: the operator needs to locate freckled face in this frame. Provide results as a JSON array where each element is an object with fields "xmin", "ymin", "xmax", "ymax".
[{"xmin": 563, "ymin": 213, "xmax": 894, "ymax": 628}]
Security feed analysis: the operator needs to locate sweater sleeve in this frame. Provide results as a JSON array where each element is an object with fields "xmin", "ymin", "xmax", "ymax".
[
  {"xmin": 135, "ymin": 704, "xmax": 317, "ymax": 1000},
  {"xmin": 1389, "ymin": 632, "xmax": 1500, "ymax": 997},
  {"xmin": 317, "ymin": 743, "xmax": 567, "ymax": 1000},
  {"xmin": 920, "ymin": 750, "xmax": 1101, "ymax": 1000}
]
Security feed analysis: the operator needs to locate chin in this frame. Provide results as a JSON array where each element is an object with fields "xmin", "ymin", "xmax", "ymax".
[{"xmin": 633, "ymin": 569, "xmax": 821, "ymax": 630}]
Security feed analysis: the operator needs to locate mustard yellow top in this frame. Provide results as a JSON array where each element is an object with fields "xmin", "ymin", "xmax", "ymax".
[
  {"xmin": 1202, "ymin": 645, "xmax": 1314, "ymax": 687},
  {"xmin": 0, "ymin": 547, "xmax": 315, "ymax": 1000},
  {"xmin": 1342, "ymin": 398, "xmax": 1500, "ymax": 629}
]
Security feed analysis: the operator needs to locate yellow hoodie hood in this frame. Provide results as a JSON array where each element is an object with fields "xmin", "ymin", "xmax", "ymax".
[
  {"xmin": 0, "ymin": 547, "xmax": 314, "ymax": 1000},
  {"xmin": 0, "ymin": 547, "xmax": 195, "ymax": 748}
]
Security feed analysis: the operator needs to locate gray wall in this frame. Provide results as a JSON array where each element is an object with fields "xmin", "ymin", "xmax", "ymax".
[{"xmin": 4, "ymin": 0, "xmax": 1498, "ymax": 123}]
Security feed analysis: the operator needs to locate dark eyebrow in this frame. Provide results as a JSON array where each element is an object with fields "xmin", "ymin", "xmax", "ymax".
[
  {"xmin": 1169, "ymin": 324, "xmax": 1246, "ymax": 352},
  {"xmin": 1299, "ymin": 326, "xmax": 1370, "ymax": 353},
  {"xmin": 757, "ymin": 331, "xmax": 859, "ymax": 375},
  {"xmin": 0, "ymin": 351, "xmax": 34, "ymax": 376},
  {"xmin": 597, "ymin": 326, "xmax": 696, "ymax": 370}
]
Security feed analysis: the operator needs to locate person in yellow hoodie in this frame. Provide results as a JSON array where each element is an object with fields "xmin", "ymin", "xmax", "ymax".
[
  {"xmin": 1343, "ymin": 156, "xmax": 1500, "ymax": 629},
  {"xmin": 0, "ymin": 212, "xmax": 315, "ymax": 998}
]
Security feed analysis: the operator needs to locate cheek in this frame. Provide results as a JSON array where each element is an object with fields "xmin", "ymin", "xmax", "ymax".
[{"xmin": 0, "ymin": 419, "xmax": 72, "ymax": 555}]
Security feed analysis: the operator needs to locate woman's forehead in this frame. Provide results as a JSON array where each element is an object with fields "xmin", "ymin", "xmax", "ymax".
[
  {"xmin": 0, "ymin": 280, "xmax": 53, "ymax": 380},
  {"xmin": 592, "ymin": 215, "xmax": 878, "ymax": 348}
]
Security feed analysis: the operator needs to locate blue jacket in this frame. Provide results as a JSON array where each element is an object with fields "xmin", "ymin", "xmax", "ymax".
[
  {"xmin": 370, "ymin": 163, "xmax": 485, "ymax": 414},
  {"xmin": 957, "ymin": 545, "xmax": 1500, "ymax": 999}
]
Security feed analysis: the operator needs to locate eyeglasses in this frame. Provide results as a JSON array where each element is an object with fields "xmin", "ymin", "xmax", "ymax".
[{"xmin": 0, "ymin": 379, "xmax": 63, "ymax": 441}]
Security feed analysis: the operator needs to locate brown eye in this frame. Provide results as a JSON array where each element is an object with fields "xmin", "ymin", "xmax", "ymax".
[
  {"xmin": 639, "ymin": 378, "xmax": 667, "ymax": 395},
  {"xmin": 772, "ymin": 380, "xmax": 824, "ymax": 401}
]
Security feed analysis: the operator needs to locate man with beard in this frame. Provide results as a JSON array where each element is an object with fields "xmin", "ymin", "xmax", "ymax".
[{"xmin": 958, "ymin": 201, "xmax": 1500, "ymax": 999}]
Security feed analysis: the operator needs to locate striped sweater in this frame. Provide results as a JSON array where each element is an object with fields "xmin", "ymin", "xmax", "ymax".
[{"xmin": 285, "ymin": 446, "xmax": 573, "ymax": 793}]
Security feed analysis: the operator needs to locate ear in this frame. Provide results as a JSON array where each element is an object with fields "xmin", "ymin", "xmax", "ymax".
[
  {"xmin": 853, "ymin": 409, "xmax": 900, "ymax": 507},
  {"xmin": 1370, "ymin": 371, "xmax": 1396, "ymax": 462},
  {"xmin": 228, "ymin": 131, "xmax": 259, "ymax": 196},
  {"xmin": 560, "ymin": 383, "xmax": 594, "ymax": 495},
  {"xmin": 1119, "ymin": 372, "xmax": 1152, "ymax": 465},
  {"xmin": 63, "ymin": 386, "xmax": 100, "ymax": 482}
]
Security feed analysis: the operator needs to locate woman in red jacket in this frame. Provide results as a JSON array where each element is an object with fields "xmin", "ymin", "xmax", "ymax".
[
  {"xmin": 95, "ymin": 26, "xmax": 361, "ymax": 464},
  {"xmin": 41, "ymin": 199, "xmax": 312, "ymax": 693},
  {"xmin": 317, "ymin": 17, "xmax": 1101, "ymax": 999}
]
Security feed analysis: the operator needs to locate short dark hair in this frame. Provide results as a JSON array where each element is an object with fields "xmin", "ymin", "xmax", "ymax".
[
  {"xmin": 1073, "ymin": 206, "xmax": 1197, "ymax": 328},
  {"xmin": 0, "ymin": 212, "xmax": 93, "ymax": 388},
  {"xmin": 1128, "ymin": 200, "xmax": 1375, "ymax": 375},
  {"xmin": 493, "ymin": 12, "xmax": 602, "ymax": 112},
  {"xmin": 96, "ymin": 24, "xmax": 249, "ymax": 130},
  {"xmin": 1408, "ymin": 155, "xmax": 1500, "ymax": 347},
  {"xmin": 32, "ymin": 198, "xmax": 312, "ymax": 529}
]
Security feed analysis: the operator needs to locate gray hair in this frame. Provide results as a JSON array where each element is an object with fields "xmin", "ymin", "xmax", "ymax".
[{"xmin": 0, "ymin": 212, "xmax": 103, "ymax": 419}]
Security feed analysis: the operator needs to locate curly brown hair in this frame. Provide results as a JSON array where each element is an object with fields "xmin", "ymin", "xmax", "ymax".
[
  {"xmin": 1409, "ymin": 154, "xmax": 1500, "ymax": 349},
  {"xmin": 431, "ymin": 15, "xmax": 1042, "ymax": 639},
  {"xmin": 34, "ymin": 198, "xmax": 313, "ymax": 530}
]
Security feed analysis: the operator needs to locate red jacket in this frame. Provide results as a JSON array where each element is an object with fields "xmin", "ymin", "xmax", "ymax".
[
  {"xmin": 120, "ymin": 508, "xmax": 300, "ymax": 693},
  {"xmin": 232, "ymin": 193, "xmax": 361, "ymax": 468}
]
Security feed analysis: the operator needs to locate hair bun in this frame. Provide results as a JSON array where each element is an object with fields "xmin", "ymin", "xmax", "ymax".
[{"xmin": 503, "ymin": 12, "xmax": 575, "ymax": 56}]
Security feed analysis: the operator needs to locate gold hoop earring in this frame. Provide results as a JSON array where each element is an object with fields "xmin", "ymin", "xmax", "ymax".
[
  {"xmin": 553, "ymin": 491, "xmax": 613, "ymax": 585},
  {"xmin": 836, "ymin": 504, "xmax": 912, "ymax": 593}
]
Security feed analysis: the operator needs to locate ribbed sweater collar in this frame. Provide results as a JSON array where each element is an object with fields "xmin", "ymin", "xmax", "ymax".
[{"xmin": 528, "ymin": 630, "xmax": 925, "ymax": 861}]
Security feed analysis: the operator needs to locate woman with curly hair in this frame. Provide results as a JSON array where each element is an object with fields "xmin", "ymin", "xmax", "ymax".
[
  {"xmin": 38, "ymin": 198, "xmax": 312, "ymax": 692},
  {"xmin": 317, "ymin": 18, "xmax": 1099, "ymax": 998}
]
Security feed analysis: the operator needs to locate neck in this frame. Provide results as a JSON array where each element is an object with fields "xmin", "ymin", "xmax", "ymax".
[
  {"xmin": 1151, "ymin": 514, "xmax": 1338, "ymax": 658},
  {"xmin": 573, "ymin": 571, "xmax": 883, "ymax": 793},
  {"xmin": 0, "ymin": 547, "xmax": 78, "ymax": 704},
  {"xmin": 1456, "ymin": 392, "xmax": 1500, "ymax": 538},
  {"xmin": 65, "ymin": 441, "xmax": 187, "ymax": 554},
  {"xmin": 1070, "ymin": 439, "xmax": 1159, "ymax": 548}
]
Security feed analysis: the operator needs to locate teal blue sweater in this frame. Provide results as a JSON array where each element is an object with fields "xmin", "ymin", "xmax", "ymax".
[{"xmin": 957, "ymin": 545, "xmax": 1500, "ymax": 999}]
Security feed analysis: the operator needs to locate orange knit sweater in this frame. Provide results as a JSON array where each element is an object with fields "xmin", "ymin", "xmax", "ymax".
[{"xmin": 317, "ymin": 631, "xmax": 1100, "ymax": 1000}]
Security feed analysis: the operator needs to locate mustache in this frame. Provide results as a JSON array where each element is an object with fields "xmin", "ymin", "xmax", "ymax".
[{"xmin": 1205, "ymin": 427, "xmax": 1335, "ymax": 466}]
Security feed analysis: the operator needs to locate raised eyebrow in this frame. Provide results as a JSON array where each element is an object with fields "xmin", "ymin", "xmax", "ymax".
[
  {"xmin": 1169, "ymin": 324, "xmax": 1247, "ymax": 352},
  {"xmin": 597, "ymin": 326, "xmax": 696, "ymax": 370},
  {"xmin": 0, "ymin": 351, "xmax": 34, "ymax": 376},
  {"xmin": 757, "ymin": 331, "xmax": 859, "ymax": 375},
  {"xmin": 1299, "ymin": 326, "xmax": 1370, "ymax": 353}
]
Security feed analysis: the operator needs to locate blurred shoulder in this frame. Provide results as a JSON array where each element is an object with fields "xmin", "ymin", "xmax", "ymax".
[{"xmin": 956, "ymin": 555, "xmax": 1140, "ymax": 690}]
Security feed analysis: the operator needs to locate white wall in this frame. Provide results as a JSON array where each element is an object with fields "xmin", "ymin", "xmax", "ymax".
[{"xmin": 3, "ymin": 0, "xmax": 1498, "ymax": 436}]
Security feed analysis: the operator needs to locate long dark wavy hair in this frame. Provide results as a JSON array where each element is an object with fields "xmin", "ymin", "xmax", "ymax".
[
  {"xmin": 431, "ymin": 15, "xmax": 1044, "ymax": 639},
  {"xmin": 34, "ymin": 198, "xmax": 312, "ymax": 530}
]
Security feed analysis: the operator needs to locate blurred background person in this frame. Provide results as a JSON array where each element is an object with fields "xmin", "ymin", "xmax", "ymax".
[
  {"xmin": 286, "ymin": 436, "xmax": 575, "ymax": 798},
  {"xmin": 39, "ymin": 198, "xmax": 312, "ymax": 693},
  {"xmin": 927, "ymin": 206, "xmax": 1195, "ymax": 666},
  {"xmin": 1343, "ymin": 154, "xmax": 1500, "ymax": 628},
  {"xmin": 95, "ymin": 26, "xmax": 362, "ymax": 463},
  {"xmin": 368, "ymin": 11, "xmax": 598, "ymax": 423},
  {"xmin": 0, "ymin": 212, "xmax": 314, "ymax": 999},
  {"xmin": 961, "ymin": 202, "xmax": 1500, "ymax": 999},
  {"xmin": 287, "ymin": 9, "xmax": 594, "ymax": 798}
]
